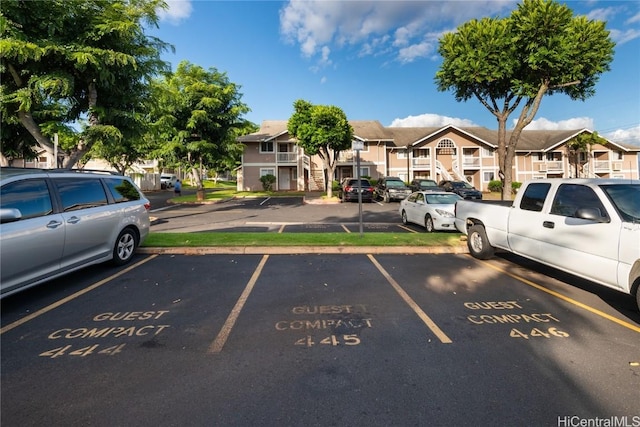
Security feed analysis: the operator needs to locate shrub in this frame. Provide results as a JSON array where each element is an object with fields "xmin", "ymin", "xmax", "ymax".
[
  {"xmin": 512, "ymin": 181, "xmax": 522, "ymax": 193},
  {"xmin": 259, "ymin": 174, "xmax": 276, "ymax": 191},
  {"xmin": 488, "ymin": 180, "xmax": 502, "ymax": 192}
]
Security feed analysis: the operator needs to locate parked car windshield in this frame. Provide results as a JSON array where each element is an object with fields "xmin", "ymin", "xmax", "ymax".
[
  {"xmin": 418, "ymin": 180, "xmax": 437, "ymax": 188},
  {"xmin": 347, "ymin": 180, "xmax": 371, "ymax": 187},
  {"xmin": 425, "ymin": 193, "xmax": 462, "ymax": 204},
  {"xmin": 386, "ymin": 180, "xmax": 406, "ymax": 187},
  {"xmin": 600, "ymin": 184, "xmax": 640, "ymax": 223},
  {"xmin": 452, "ymin": 181, "xmax": 474, "ymax": 189}
]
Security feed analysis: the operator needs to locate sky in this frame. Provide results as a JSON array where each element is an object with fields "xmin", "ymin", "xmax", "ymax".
[{"xmin": 149, "ymin": 0, "xmax": 640, "ymax": 146}]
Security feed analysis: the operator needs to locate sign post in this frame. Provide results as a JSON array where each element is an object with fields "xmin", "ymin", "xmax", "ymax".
[{"xmin": 352, "ymin": 140, "xmax": 365, "ymax": 237}]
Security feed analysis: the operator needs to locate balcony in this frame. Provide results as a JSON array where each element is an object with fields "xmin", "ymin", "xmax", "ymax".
[
  {"xmin": 461, "ymin": 156, "xmax": 480, "ymax": 169},
  {"xmin": 537, "ymin": 161, "xmax": 563, "ymax": 172},
  {"xmin": 593, "ymin": 160, "xmax": 611, "ymax": 172},
  {"xmin": 338, "ymin": 151, "xmax": 356, "ymax": 162},
  {"xmin": 277, "ymin": 152, "xmax": 298, "ymax": 163},
  {"xmin": 412, "ymin": 157, "xmax": 431, "ymax": 167}
]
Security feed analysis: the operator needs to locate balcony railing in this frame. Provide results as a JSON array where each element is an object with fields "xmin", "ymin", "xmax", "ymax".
[
  {"xmin": 277, "ymin": 152, "xmax": 298, "ymax": 163},
  {"xmin": 338, "ymin": 151, "xmax": 356, "ymax": 162},
  {"xmin": 412, "ymin": 157, "xmax": 431, "ymax": 167},
  {"xmin": 593, "ymin": 160, "xmax": 610, "ymax": 171},
  {"xmin": 537, "ymin": 161, "xmax": 563, "ymax": 172},
  {"xmin": 461, "ymin": 156, "xmax": 480, "ymax": 168}
]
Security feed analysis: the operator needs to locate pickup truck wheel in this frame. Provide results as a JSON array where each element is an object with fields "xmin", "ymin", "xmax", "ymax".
[
  {"xmin": 401, "ymin": 210, "xmax": 408, "ymax": 225},
  {"xmin": 425, "ymin": 215, "xmax": 434, "ymax": 233},
  {"xmin": 467, "ymin": 224, "xmax": 494, "ymax": 259}
]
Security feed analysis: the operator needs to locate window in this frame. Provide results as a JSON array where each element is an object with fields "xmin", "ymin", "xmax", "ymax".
[
  {"xmin": 397, "ymin": 149, "xmax": 407, "ymax": 159},
  {"xmin": 0, "ymin": 179, "xmax": 53, "ymax": 219},
  {"xmin": 359, "ymin": 167, "xmax": 370, "ymax": 177},
  {"xmin": 615, "ymin": 151, "xmax": 623, "ymax": 160},
  {"xmin": 436, "ymin": 138, "xmax": 455, "ymax": 155},
  {"xmin": 105, "ymin": 178, "xmax": 141, "ymax": 203},
  {"xmin": 482, "ymin": 147, "xmax": 493, "ymax": 157},
  {"xmin": 519, "ymin": 183, "xmax": 551, "ymax": 212},
  {"xmin": 547, "ymin": 152, "xmax": 561, "ymax": 161},
  {"xmin": 414, "ymin": 148, "xmax": 430, "ymax": 158},
  {"xmin": 550, "ymin": 184, "xmax": 607, "ymax": 218},
  {"xmin": 53, "ymin": 178, "xmax": 108, "ymax": 212},
  {"xmin": 260, "ymin": 168, "xmax": 275, "ymax": 177},
  {"xmin": 260, "ymin": 140, "xmax": 274, "ymax": 153},
  {"xmin": 483, "ymin": 171, "xmax": 495, "ymax": 182}
]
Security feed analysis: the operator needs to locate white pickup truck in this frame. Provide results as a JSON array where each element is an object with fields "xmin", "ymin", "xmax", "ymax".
[{"xmin": 454, "ymin": 179, "xmax": 640, "ymax": 311}]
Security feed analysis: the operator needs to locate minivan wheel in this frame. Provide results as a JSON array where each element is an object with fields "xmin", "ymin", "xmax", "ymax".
[{"xmin": 113, "ymin": 228, "xmax": 138, "ymax": 266}]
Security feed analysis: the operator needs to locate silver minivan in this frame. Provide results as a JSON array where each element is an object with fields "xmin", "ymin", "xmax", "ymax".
[{"xmin": 0, "ymin": 168, "xmax": 150, "ymax": 298}]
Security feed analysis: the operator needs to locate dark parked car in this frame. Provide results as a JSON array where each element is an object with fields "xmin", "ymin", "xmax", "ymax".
[
  {"xmin": 438, "ymin": 180, "xmax": 483, "ymax": 200},
  {"xmin": 374, "ymin": 177, "xmax": 412, "ymax": 202},
  {"xmin": 409, "ymin": 179, "xmax": 439, "ymax": 192},
  {"xmin": 338, "ymin": 178, "xmax": 374, "ymax": 202}
]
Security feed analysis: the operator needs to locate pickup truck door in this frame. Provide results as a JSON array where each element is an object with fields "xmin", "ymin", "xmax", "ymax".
[
  {"xmin": 506, "ymin": 182, "xmax": 551, "ymax": 257},
  {"xmin": 535, "ymin": 183, "xmax": 622, "ymax": 290}
]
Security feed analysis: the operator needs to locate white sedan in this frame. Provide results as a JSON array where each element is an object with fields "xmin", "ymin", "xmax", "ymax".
[{"xmin": 399, "ymin": 191, "xmax": 463, "ymax": 232}]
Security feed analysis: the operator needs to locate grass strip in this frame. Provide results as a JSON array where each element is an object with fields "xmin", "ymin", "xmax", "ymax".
[{"xmin": 142, "ymin": 232, "xmax": 463, "ymax": 248}]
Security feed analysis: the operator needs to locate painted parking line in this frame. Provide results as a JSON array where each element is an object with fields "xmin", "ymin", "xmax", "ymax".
[
  {"xmin": 0, "ymin": 255, "xmax": 159, "ymax": 335},
  {"xmin": 478, "ymin": 258, "xmax": 640, "ymax": 334},
  {"xmin": 367, "ymin": 254, "xmax": 453, "ymax": 344},
  {"xmin": 208, "ymin": 254, "xmax": 270, "ymax": 354}
]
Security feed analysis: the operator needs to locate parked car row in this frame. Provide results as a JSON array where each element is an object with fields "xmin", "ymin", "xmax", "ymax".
[{"xmin": 341, "ymin": 177, "xmax": 482, "ymax": 203}]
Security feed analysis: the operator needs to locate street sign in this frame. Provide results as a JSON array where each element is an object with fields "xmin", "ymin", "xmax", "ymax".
[{"xmin": 352, "ymin": 140, "xmax": 364, "ymax": 151}]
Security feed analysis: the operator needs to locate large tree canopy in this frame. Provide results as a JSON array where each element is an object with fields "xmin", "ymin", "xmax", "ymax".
[
  {"xmin": 0, "ymin": 0, "xmax": 171, "ymax": 168},
  {"xmin": 288, "ymin": 99, "xmax": 353, "ymax": 197},
  {"xmin": 435, "ymin": 0, "xmax": 614, "ymax": 198},
  {"xmin": 150, "ymin": 61, "xmax": 251, "ymax": 196}
]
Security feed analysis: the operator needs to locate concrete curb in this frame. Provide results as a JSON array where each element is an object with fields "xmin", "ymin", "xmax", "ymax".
[{"xmin": 138, "ymin": 246, "xmax": 469, "ymax": 255}]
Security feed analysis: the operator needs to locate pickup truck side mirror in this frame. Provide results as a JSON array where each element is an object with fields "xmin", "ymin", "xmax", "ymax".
[{"xmin": 575, "ymin": 207, "xmax": 609, "ymax": 223}]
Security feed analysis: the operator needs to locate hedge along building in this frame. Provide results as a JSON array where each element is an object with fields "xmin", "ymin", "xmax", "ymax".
[{"xmin": 236, "ymin": 120, "xmax": 640, "ymax": 192}]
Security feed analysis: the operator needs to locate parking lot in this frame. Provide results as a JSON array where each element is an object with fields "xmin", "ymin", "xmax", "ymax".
[{"xmin": 2, "ymin": 196, "xmax": 639, "ymax": 426}]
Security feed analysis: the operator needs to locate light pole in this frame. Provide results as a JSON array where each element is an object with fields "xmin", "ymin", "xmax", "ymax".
[{"xmin": 352, "ymin": 140, "xmax": 365, "ymax": 237}]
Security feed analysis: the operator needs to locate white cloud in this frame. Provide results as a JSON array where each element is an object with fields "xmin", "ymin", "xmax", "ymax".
[
  {"xmin": 158, "ymin": 0, "xmax": 193, "ymax": 25},
  {"xmin": 605, "ymin": 125, "xmax": 640, "ymax": 146},
  {"xmin": 389, "ymin": 113, "xmax": 478, "ymax": 128},
  {"xmin": 279, "ymin": 0, "xmax": 513, "ymax": 67},
  {"xmin": 608, "ymin": 28, "xmax": 640, "ymax": 45},
  {"xmin": 320, "ymin": 76, "xmax": 327, "ymax": 84},
  {"xmin": 518, "ymin": 117, "xmax": 594, "ymax": 131}
]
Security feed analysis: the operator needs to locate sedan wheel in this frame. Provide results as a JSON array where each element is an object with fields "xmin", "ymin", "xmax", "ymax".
[
  {"xmin": 401, "ymin": 210, "xmax": 408, "ymax": 225},
  {"xmin": 425, "ymin": 215, "xmax": 434, "ymax": 233},
  {"xmin": 383, "ymin": 192, "xmax": 390, "ymax": 203}
]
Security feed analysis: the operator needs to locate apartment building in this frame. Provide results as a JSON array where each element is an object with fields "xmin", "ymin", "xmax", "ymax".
[{"xmin": 237, "ymin": 120, "xmax": 640, "ymax": 192}]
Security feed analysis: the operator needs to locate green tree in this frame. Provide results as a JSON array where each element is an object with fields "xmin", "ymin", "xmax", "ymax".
[
  {"xmin": 0, "ymin": 0, "xmax": 170, "ymax": 168},
  {"xmin": 150, "ymin": 61, "xmax": 250, "ymax": 198},
  {"xmin": 566, "ymin": 131, "xmax": 607, "ymax": 178},
  {"xmin": 288, "ymin": 100, "xmax": 353, "ymax": 198},
  {"xmin": 435, "ymin": 0, "xmax": 614, "ymax": 199}
]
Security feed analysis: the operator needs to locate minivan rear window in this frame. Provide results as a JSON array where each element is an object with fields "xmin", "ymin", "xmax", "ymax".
[
  {"xmin": 54, "ymin": 178, "xmax": 108, "ymax": 212},
  {"xmin": 105, "ymin": 178, "xmax": 141, "ymax": 203}
]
